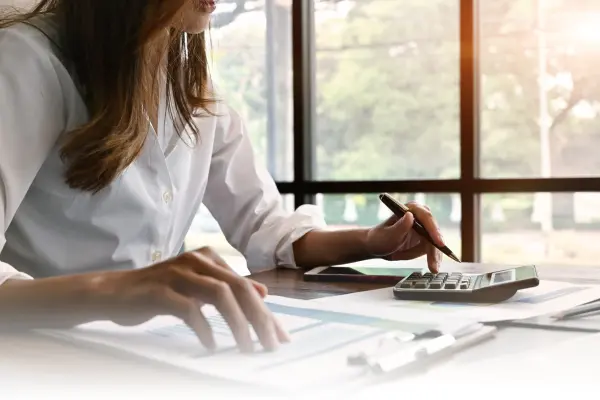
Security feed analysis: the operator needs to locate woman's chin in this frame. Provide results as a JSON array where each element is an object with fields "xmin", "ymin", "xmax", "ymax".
[{"xmin": 182, "ymin": 15, "xmax": 211, "ymax": 34}]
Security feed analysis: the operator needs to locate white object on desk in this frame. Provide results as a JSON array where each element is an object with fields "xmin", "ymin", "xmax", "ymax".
[
  {"xmin": 430, "ymin": 330, "xmax": 600, "ymax": 385},
  {"xmin": 35, "ymin": 295, "xmax": 476, "ymax": 392},
  {"xmin": 309, "ymin": 280, "xmax": 600, "ymax": 323},
  {"xmin": 356, "ymin": 323, "xmax": 497, "ymax": 375}
]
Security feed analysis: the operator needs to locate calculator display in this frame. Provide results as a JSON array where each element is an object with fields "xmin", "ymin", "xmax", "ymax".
[{"xmin": 490, "ymin": 269, "xmax": 515, "ymax": 285}]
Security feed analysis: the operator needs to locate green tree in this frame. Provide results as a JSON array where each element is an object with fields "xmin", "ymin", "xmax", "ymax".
[{"xmin": 314, "ymin": 0, "xmax": 460, "ymax": 181}]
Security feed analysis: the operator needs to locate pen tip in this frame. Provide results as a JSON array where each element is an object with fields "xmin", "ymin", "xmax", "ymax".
[{"xmin": 450, "ymin": 254, "xmax": 461, "ymax": 263}]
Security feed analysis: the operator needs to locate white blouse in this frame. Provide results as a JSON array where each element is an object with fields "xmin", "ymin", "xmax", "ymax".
[{"xmin": 0, "ymin": 18, "xmax": 325, "ymax": 285}]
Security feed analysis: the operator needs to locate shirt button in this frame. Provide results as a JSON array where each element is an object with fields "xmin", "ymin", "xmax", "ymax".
[
  {"xmin": 163, "ymin": 190, "xmax": 173, "ymax": 204},
  {"xmin": 151, "ymin": 251, "xmax": 162, "ymax": 262}
]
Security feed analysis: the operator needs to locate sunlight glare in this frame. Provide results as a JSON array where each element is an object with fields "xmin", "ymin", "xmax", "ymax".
[{"xmin": 572, "ymin": 13, "xmax": 600, "ymax": 44}]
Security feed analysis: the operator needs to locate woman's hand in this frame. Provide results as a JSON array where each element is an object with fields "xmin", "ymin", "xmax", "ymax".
[
  {"xmin": 92, "ymin": 247, "xmax": 289, "ymax": 353},
  {"xmin": 365, "ymin": 202, "xmax": 445, "ymax": 273}
]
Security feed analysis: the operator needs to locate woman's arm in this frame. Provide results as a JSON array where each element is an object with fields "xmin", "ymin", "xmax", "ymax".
[
  {"xmin": 0, "ymin": 24, "xmax": 99, "ymax": 330},
  {"xmin": 0, "ymin": 274, "xmax": 106, "ymax": 331},
  {"xmin": 293, "ymin": 207, "xmax": 445, "ymax": 273},
  {"xmin": 202, "ymin": 104, "xmax": 326, "ymax": 272},
  {"xmin": 0, "ymin": 250, "xmax": 289, "ymax": 352},
  {"xmin": 291, "ymin": 229, "xmax": 371, "ymax": 268}
]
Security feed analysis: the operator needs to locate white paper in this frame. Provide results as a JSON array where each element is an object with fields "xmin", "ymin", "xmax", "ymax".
[
  {"xmin": 37, "ymin": 295, "xmax": 460, "ymax": 391},
  {"xmin": 414, "ymin": 332, "xmax": 600, "ymax": 386},
  {"xmin": 308, "ymin": 280, "xmax": 600, "ymax": 323}
]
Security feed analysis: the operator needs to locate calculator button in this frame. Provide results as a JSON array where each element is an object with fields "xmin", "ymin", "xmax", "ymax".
[
  {"xmin": 414, "ymin": 280, "xmax": 429, "ymax": 289},
  {"xmin": 400, "ymin": 281, "xmax": 414, "ymax": 289},
  {"xmin": 436, "ymin": 273, "xmax": 448, "ymax": 279},
  {"xmin": 423, "ymin": 273, "xmax": 434, "ymax": 280},
  {"xmin": 450, "ymin": 273, "xmax": 462, "ymax": 279},
  {"xmin": 460, "ymin": 282, "xmax": 469, "ymax": 289},
  {"xmin": 444, "ymin": 282, "xmax": 458, "ymax": 289},
  {"xmin": 429, "ymin": 282, "xmax": 443, "ymax": 289},
  {"xmin": 407, "ymin": 272, "xmax": 422, "ymax": 280}
]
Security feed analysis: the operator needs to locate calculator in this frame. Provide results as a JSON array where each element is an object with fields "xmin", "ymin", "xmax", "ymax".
[{"xmin": 393, "ymin": 265, "xmax": 540, "ymax": 303}]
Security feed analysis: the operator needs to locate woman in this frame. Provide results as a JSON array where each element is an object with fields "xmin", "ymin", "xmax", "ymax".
[{"xmin": 0, "ymin": 0, "xmax": 446, "ymax": 353}]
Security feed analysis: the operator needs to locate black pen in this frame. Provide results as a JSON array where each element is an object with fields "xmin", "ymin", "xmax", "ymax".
[{"xmin": 379, "ymin": 193, "xmax": 461, "ymax": 263}]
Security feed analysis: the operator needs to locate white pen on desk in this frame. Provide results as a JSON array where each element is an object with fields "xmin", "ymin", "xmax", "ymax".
[
  {"xmin": 347, "ymin": 332, "xmax": 415, "ymax": 366},
  {"xmin": 552, "ymin": 302, "xmax": 600, "ymax": 321},
  {"xmin": 364, "ymin": 323, "xmax": 487, "ymax": 375},
  {"xmin": 371, "ymin": 334, "xmax": 456, "ymax": 374}
]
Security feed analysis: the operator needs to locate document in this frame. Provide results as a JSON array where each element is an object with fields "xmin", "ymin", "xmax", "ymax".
[
  {"xmin": 38, "ymin": 296, "xmax": 468, "ymax": 390},
  {"xmin": 308, "ymin": 280, "xmax": 600, "ymax": 323},
  {"xmin": 421, "ymin": 332, "xmax": 600, "ymax": 386}
]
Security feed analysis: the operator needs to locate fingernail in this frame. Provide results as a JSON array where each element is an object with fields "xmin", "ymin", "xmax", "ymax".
[
  {"xmin": 282, "ymin": 331, "xmax": 292, "ymax": 343},
  {"xmin": 438, "ymin": 233, "xmax": 445, "ymax": 245}
]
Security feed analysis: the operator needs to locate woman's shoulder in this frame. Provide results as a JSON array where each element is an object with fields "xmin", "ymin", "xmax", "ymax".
[
  {"xmin": 0, "ymin": 15, "xmax": 83, "ymax": 130},
  {"xmin": 0, "ymin": 14, "xmax": 66, "ymax": 72}
]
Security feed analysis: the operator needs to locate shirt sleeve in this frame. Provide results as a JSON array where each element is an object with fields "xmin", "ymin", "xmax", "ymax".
[
  {"xmin": 202, "ymin": 103, "xmax": 326, "ymax": 272},
  {"xmin": 0, "ymin": 25, "xmax": 66, "ymax": 284}
]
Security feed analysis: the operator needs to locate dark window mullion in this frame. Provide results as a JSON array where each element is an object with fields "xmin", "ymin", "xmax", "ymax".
[
  {"xmin": 275, "ymin": 178, "xmax": 600, "ymax": 196},
  {"xmin": 292, "ymin": 0, "xmax": 316, "ymax": 208},
  {"xmin": 460, "ymin": 0, "xmax": 481, "ymax": 262}
]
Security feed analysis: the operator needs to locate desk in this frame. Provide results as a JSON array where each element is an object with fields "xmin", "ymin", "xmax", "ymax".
[
  {"xmin": 3, "ymin": 263, "xmax": 600, "ymax": 396},
  {"xmin": 250, "ymin": 261, "xmax": 600, "ymax": 298}
]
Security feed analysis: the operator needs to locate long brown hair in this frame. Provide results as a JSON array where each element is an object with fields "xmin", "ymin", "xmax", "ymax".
[{"xmin": 0, "ymin": 1, "xmax": 215, "ymax": 192}]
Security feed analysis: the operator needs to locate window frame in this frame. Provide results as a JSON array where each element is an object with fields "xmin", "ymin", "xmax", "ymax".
[{"xmin": 276, "ymin": 0, "xmax": 600, "ymax": 262}]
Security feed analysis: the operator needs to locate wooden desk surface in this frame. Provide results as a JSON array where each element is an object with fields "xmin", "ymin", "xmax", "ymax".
[
  {"xmin": 250, "ymin": 262, "xmax": 600, "ymax": 299},
  {"xmin": 249, "ymin": 268, "xmax": 389, "ymax": 299}
]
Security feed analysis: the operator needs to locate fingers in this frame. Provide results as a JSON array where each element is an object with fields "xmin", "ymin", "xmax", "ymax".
[
  {"xmin": 405, "ymin": 202, "xmax": 444, "ymax": 247},
  {"xmin": 389, "ymin": 211, "xmax": 414, "ymax": 233},
  {"xmin": 389, "ymin": 241, "xmax": 428, "ymax": 262},
  {"xmin": 230, "ymin": 278, "xmax": 280, "ymax": 352},
  {"xmin": 195, "ymin": 247, "xmax": 268, "ymax": 298},
  {"xmin": 162, "ymin": 287, "xmax": 216, "ymax": 350},
  {"xmin": 249, "ymin": 279, "xmax": 268, "ymax": 298},
  {"xmin": 196, "ymin": 246, "xmax": 228, "ymax": 267},
  {"xmin": 381, "ymin": 214, "xmax": 400, "ymax": 228},
  {"xmin": 274, "ymin": 317, "xmax": 291, "ymax": 343},
  {"xmin": 177, "ymin": 269, "xmax": 255, "ymax": 353},
  {"xmin": 180, "ymin": 255, "xmax": 281, "ymax": 352},
  {"xmin": 426, "ymin": 243, "xmax": 442, "ymax": 273}
]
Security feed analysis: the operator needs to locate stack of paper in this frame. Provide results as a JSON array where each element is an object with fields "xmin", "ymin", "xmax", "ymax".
[
  {"xmin": 308, "ymin": 280, "xmax": 600, "ymax": 323},
  {"xmin": 38, "ymin": 295, "xmax": 472, "ymax": 392}
]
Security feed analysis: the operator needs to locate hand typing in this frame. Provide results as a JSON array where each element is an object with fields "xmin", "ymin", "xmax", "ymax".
[{"xmin": 90, "ymin": 247, "xmax": 290, "ymax": 352}]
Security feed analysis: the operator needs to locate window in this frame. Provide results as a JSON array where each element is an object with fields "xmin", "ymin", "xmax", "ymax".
[
  {"xmin": 480, "ymin": 0, "xmax": 600, "ymax": 179},
  {"xmin": 481, "ymin": 192, "xmax": 600, "ymax": 266},
  {"xmin": 481, "ymin": 192, "xmax": 600, "ymax": 265},
  {"xmin": 210, "ymin": 0, "xmax": 294, "ymax": 182},
  {"xmin": 175, "ymin": 1, "xmax": 600, "ymax": 269},
  {"xmin": 314, "ymin": 1, "xmax": 460, "ymax": 181},
  {"xmin": 275, "ymin": 0, "xmax": 600, "ymax": 267}
]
